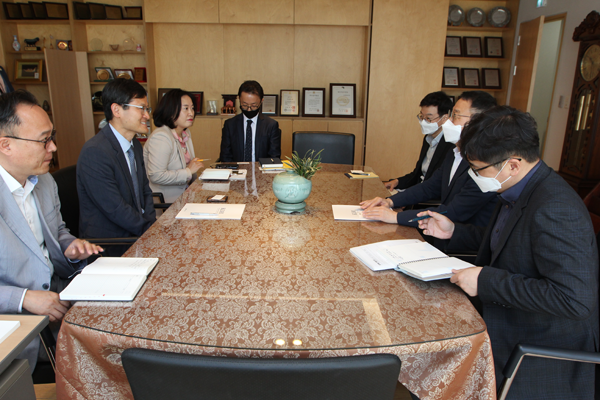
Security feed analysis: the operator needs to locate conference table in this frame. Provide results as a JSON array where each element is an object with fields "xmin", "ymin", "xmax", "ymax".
[{"xmin": 56, "ymin": 163, "xmax": 495, "ymax": 400}]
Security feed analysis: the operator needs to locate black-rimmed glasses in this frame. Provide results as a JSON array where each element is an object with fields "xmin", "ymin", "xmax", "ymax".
[
  {"xmin": 469, "ymin": 157, "xmax": 521, "ymax": 176},
  {"xmin": 3, "ymin": 130, "xmax": 56, "ymax": 149}
]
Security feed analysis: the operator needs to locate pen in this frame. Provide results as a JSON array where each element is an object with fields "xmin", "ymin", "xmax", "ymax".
[
  {"xmin": 352, "ymin": 172, "xmax": 370, "ymax": 176},
  {"xmin": 408, "ymin": 210, "xmax": 447, "ymax": 223},
  {"xmin": 194, "ymin": 158, "xmax": 210, "ymax": 162}
]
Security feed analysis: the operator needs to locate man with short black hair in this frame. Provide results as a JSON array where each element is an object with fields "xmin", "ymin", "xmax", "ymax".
[
  {"xmin": 419, "ymin": 106, "xmax": 599, "ymax": 399},
  {"xmin": 219, "ymin": 80, "xmax": 281, "ymax": 162}
]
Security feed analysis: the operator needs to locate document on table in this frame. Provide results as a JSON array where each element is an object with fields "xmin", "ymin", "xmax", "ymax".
[
  {"xmin": 350, "ymin": 239, "xmax": 422, "ymax": 271},
  {"xmin": 0, "ymin": 321, "xmax": 20, "ymax": 344},
  {"xmin": 332, "ymin": 205, "xmax": 374, "ymax": 221},
  {"xmin": 176, "ymin": 203, "xmax": 246, "ymax": 220},
  {"xmin": 200, "ymin": 168, "xmax": 232, "ymax": 180},
  {"xmin": 229, "ymin": 169, "xmax": 247, "ymax": 180}
]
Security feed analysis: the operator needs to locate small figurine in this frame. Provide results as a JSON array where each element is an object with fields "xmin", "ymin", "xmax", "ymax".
[
  {"xmin": 24, "ymin": 37, "xmax": 41, "ymax": 51},
  {"xmin": 136, "ymin": 44, "xmax": 142, "ymax": 52},
  {"xmin": 12, "ymin": 35, "xmax": 20, "ymax": 52}
]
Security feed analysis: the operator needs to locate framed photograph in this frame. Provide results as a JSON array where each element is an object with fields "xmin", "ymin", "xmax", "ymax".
[
  {"xmin": 484, "ymin": 37, "xmax": 504, "ymax": 58},
  {"xmin": 189, "ymin": 92, "xmax": 203, "ymax": 115},
  {"xmin": 105, "ymin": 5, "xmax": 123, "ymax": 20},
  {"xmin": 158, "ymin": 88, "xmax": 176, "ymax": 105},
  {"xmin": 88, "ymin": 2, "xmax": 106, "ymax": 19},
  {"xmin": 463, "ymin": 36, "xmax": 482, "ymax": 57},
  {"xmin": 280, "ymin": 89, "xmax": 299, "ymax": 116},
  {"xmin": 30, "ymin": 2, "xmax": 47, "ymax": 19},
  {"xmin": 124, "ymin": 6, "xmax": 142, "ymax": 20},
  {"xmin": 262, "ymin": 94, "xmax": 278, "ymax": 116},
  {"xmin": 329, "ymin": 83, "xmax": 356, "ymax": 118},
  {"xmin": 445, "ymin": 36, "xmax": 462, "ymax": 57},
  {"xmin": 14, "ymin": 60, "xmax": 43, "ymax": 82},
  {"xmin": 43, "ymin": 2, "xmax": 69, "ymax": 19},
  {"xmin": 19, "ymin": 3, "xmax": 35, "ymax": 19},
  {"xmin": 114, "ymin": 69, "xmax": 134, "ymax": 79},
  {"xmin": 3, "ymin": 2, "xmax": 23, "ymax": 19},
  {"xmin": 73, "ymin": 1, "xmax": 90, "ymax": 19},
  {"xmin": 302, "ymin": 88, "xmax": 325, "ymax": 117},
  {"xmin": 442, "ymin": 67, "xmax": 460, "ymax": 88},
  {"xmin": 462, "ymin": 68, "xmax": 481, "ymax": 88},
  {"xmin": 482, "ymin": 68, "xmax": 501, "ymax": 89},
  {"xmin": 134, "ymin": 67, "xmax": 146, "ymax": 82}
]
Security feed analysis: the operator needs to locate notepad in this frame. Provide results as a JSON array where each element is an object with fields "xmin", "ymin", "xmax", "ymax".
[
  {"xmin": 345, "ymin": 170, "xmax": 379, "ymax": 179},
  {"xmin": 200, "ymin": 168, "xmax": 232, "ymax": 180},
  {"xmin": 332, "ymin": 205, "xmax": 372, "ymax": 221},
  {"xmin": 59, "ymin": 257, "xmax": 159, "ymax": 301},
  {"xmin": 175, "ymin": 203, "xmax": 246, "ymax": 220},
  {"xmin": 0, "ymin": 321, "xmax": 20, "ymax": 345},
  {"xmin": 259, "ymin": 157, "xmax": 283, "ymax": 168}
]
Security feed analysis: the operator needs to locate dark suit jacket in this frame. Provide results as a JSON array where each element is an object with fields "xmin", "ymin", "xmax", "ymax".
[
  {"xmin": 449, "ymin": 161, "xmax": 599, "ymax": 399},
  {"xmin": 395, "ymin": 134, "xmax": 455, "ymax": 190},
  {"xmin": 219, "ymin": 113, "xmax": 281, "ymax": 162},
  {"xmin": 390, "ymin": 151, "xmax": 498, "ymax": 228},
  {"xmin": 77, "ymin": 125, "xmax": 156, "ymax": 247}
]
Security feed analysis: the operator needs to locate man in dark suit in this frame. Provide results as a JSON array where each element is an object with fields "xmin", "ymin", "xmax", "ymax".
[
  {"xmin": 219, "ymin": 80, "xmax": 281, "ymax": 162},
  {"xmin": 77, "ymin": 79, "xmax": 156, "ymax": 257},
  {"xmin": 418, "ymin": 106, "xmax": 599, "ymax": 399},
  {"xmin": 384, "ymin": 91, "xmax": 454, "ymax": 192}
]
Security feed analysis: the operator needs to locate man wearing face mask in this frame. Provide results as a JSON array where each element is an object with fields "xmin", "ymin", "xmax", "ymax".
[
  {"xmin": 219, "ymin": 80, "xmax": 281, "ymax": 162},
  {"xmin": 362, "ymin": 91, "xmax": 498, "ymax": 229},
  {"xmin": 384, "ymin": 91, "xmax": 454, "ymax": 192},
  {"xmin": 418, "ymin": 106, "xmax": 598, "ymax": 400}
]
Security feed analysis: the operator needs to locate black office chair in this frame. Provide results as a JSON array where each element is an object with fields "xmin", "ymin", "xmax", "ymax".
[
  {"xmin": 151, "ymin": 192, "xmax": 172, "ymax": 217},
  {"xmin": 122, "ymin": 348, "xmax": 401, "ymax": 400},
  {"xmin": 292, "ymin": 131, "xmax": 355, "ymax": 165}
]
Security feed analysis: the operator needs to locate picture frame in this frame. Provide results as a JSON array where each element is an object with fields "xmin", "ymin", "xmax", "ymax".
[
  {"xmin": 445, "ymin": 36, "xmax": 462, "ymax": 57},
  {"xmin": 19, "ymin": 3, "xmax": 35, "ymax": 19},
  {"xmin": 442, "ymin": 67, "xmax": 460, "ymax": 88},
  {"xmin": 56, "ymin": 39, "xmax": 71, "ymax": 51},
  {"xmin": 30, "ymin": 2, "xmax": 47, "ymax": 19},
  {"xmin": 261, "ymin": 94, "xmax": 278, "ymax": 116},
  {"xmin": 124, "ymin": 6, "xmax": 142, "ymax": 20},
  {"xmin": 88, "ymin": 2, "xmax": 106, "ymax": 19},
  {"xmin": 302, "ymin": 87, "xmax": 325, "ymax": 117},
  {"xmin": 73, "ymin": 1, "xmax": 90, "ymax": 19},
  {"xmin": 3, "ymin": 2, "xmax": 23, "ymax": 19},
  {"xmin": 482, "ymin": 68, "xmax": 501, "ymax": 89},
  {"xmin": 461, "ymin": 68, "xmax": 481, "ymax": 88},
  {"xmin": 157, "ymin": 88, "xmax": 176, "ymax": 105},
  {"xmin": 114, "ymin": 69, "xmax": 134, "ymax": 80},
  {"xmin": 280, "ymin": 89, "xmax": 299, "ymax": 116},
  {"xmin": 134, "ymin": 67, "xmax": 147, "ymax": 82},
  {"xmin": 105, "ymin": 4, "xmax": 123, "ymax": 20},
  {"xmin": 463, "ymin": 36, "xmax": 482, "ymax": 57},
  {"xmin": 14, "ymin": 59, "xmax": 43, "ymax": 82},
  {"xmin": 94, "ymin": 67, "xmax": 114, "ymax": 81},
  {"xmin": 43, "ymin": 2, "xmax": 69, "ymax": 19},
  {"xmin": 189, "ymin": 92, "xmax": 203, "ymax": 115},
  {"xmin": 329, "ymin": 83, "xmax": 356, "ymax": 118},
  {"xmin": 484, "ymin": 36, "xmax": 504, "ymax": 58}
]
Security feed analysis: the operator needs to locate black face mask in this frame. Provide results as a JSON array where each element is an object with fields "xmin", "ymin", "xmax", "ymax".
[{"xmin": 241, "ymin": 107, "xmax": 260, "ymax": 119}]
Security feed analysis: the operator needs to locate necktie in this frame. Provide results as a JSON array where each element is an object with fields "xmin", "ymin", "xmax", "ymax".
[
  {"xmin": 245, "ymin": 120, "xmax": 253, "ymax": 162},
  {"xmin": 126, "ymin": 147, "xmax": 141, "ymax": 209}
]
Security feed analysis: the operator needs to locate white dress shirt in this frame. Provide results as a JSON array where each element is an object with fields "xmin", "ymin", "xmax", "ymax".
[
  {"xmin": 243, "ymin": 113, "xmax": 259, "ymax": 162},
  {"xmin": 448, "ymin": 147, "xmax": 463, "ymax": 185}
]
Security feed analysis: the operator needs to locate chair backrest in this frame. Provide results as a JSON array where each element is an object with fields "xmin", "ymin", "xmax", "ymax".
[
  {"xmin": 122, "ymin": 348, "xmax": 401, "ymax": 400},
  {"xmin": 583, "ymin": 181, "xmax": 600, "ymax": 235},
  {"xmin": 51, "ymin": 165, "xmax": 79, "ymax": 237},
  {"xmin": 292, "ymin": 131, "xmax": 355, "ymax": 165}
]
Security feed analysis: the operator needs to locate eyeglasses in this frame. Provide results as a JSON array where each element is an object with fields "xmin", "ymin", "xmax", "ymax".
[
  {"xmin": 450, "ymin": 111, "xmax": 471, "ymax": 123},
  {"xmin": 416, "ymin": 113, "xmax": 441, "ymax": 123},
  {"xmin": 469, "ymin": 157, "xmax": 521, "ymax": 176},
  {"xmin": 124, "ymin": 104, "xmax": 152, "ymax": 114},
  {"xmin": 3, "ymin": 131, "xmax": 56, "ymax": 149},
  {"xmin": 240, "ymin": 103, "xmax": 261, "ymax": 111}
]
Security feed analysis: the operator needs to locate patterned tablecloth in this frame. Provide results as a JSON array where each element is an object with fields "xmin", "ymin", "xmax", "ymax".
[{"xmin": 56, "ymin": 163, "xmax": 495, "ymax": 400}]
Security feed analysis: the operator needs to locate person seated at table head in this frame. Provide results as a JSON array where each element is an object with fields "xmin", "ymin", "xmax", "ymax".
[
  {"xmin": 384, "ymin": 91, "xmax": 454, "ymax": 192},
  {"xmin": 0, "ymin": 90, "xmax": 102, "ymax": 371},
  {"xmin": 219, "ymin": 80, "xmax": 281, "ymax": 162},
  {"xmin": 143, "ymin": 89, "xmax": 204, "ymax": 203},
  {"xmin": 361, "ymin": 91, "xmax": 498, "ymax": 229},
  {"xmin": 77, "ymin": 78, "xmax": 156, "ymax": 257},
  {"xmin": 417, "ymin": 106, "xmax": 598, "ymax": 400}
]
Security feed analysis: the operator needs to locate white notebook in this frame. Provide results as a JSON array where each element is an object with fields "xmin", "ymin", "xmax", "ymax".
[
  {"xmin": 332, "ymin": 205, "xmax": 372, "ymax": 221},
  {"xmin": 0, "ymin": 321, "xmax": 20, "ymax": 345},
  {"xmin": 200, "ymin": 168, "xmax": 232, "ymax": 180},
  {"xmin": 175, "ymin": 203, "xmax": 246, "ymax": 220},
  {"xmin": 60, "ymin": 257, "xmax": 159, "ymax": 301}
]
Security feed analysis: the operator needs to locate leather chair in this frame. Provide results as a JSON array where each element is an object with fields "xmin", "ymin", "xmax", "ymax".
[
  {"xmin": 292, "ymin": 131, "xmax": 355, "ymax": 165},
  {"xmin": 122, "ymin": 348, "xmax": 401, "ymax": 400}
]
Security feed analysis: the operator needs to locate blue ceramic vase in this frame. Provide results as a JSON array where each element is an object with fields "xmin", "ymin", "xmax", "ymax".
[{"xmin": 272, "ymin": 170, "xmax": 312, "ymax": 213}]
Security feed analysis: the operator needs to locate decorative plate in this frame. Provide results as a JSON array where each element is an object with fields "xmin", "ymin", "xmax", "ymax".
[
  {"xmin": 466, "ymin": 8, "xmax": 485, "ymax": 27},
  {"xmin": 448, "ymin": 5, "xmax": 465, "ymax": 26},
  {"xmin": 488, "ymin": 6, "xmax": 511, "ymax": 28},
  {"xmin": 96, "ymin": 69, "xmax": 110, "ymax": 80},
  {"xmin": 90, "ymin": 38, "xmax": 103, "ymax": 51}
]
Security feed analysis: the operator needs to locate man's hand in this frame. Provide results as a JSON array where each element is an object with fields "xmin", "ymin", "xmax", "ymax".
[
  {"xmin": 417, "ymin": 210, "xmax": 455, "ymax": 239},
  {"xmin": 23, "ymin": 290, "xmax": 70, "ymax": 322},
  {"xmin": 362, "ymin": 206, "xmax": 398, "ymax": 224},
  {"xmin": 450, "ymin": 267, "xmax": 482, "ymax": 297},
  {"xmin": 384, "ymin": 179, "xmax": 398, "ymax": 191},
  {"xmin": 64, "ymin": 239, "xmax": 103, "ymax": 260},
  {"xmin": 360, "ymin": 197, "xmax": 393, "ymax": 210}
]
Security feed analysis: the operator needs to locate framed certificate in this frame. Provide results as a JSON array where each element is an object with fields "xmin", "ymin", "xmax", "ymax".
[
  {"xmin": 189, "ymin": 92, "xmax": 203, "ymax": 115},
  {"xmin": 463, "ymin": 37, "xmax": 482, "ymax": 57},
  {"xmin": 280, "ymin": 90, "xmax": 299, "ymax": 116},
  {"xmin": 262, "ymin": 94, "xmax": 278, "ymax": 116},
  {"xmin": 302, "ymin": 88, "xmax": 325, "ymax": 117},
  {"xmin": 445, "ymin": 36, "xmax": 462, "ymax": 57},
  {"xmin": 462, "ymin": 68, "xmax": 481, "ymax": 88},
  {"xmin": 442, "ymin": 67, "xmax": 460, "ymax": 88},
  {"xmin": 329, "ymin": 83, "xmax": 356, "ymax": 118},
  {"xmin": 482, "ymin": 68, "xmax": 501, "ymax": 89},
  {"xmin": 484, "ymin": 37, "xmax": 504, "ymax": 58}
]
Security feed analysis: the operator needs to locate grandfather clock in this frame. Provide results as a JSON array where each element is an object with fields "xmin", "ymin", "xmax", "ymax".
[{"xmin": 559, "ymin": 10, "xmax": 600, "ymax": 197}]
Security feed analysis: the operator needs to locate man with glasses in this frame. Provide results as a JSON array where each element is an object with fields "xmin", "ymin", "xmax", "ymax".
[
  {"xmin": 77, "ymin": 78, "xmax": 156, "ymax": 257},
  {"xmin": 219, "ymin": 80, "xmax": 281, "ymax": 162},
  {"xmin": 0, "ymin": 90, "xmax": 102, "ymax": 371},
  {"xmin": 418, "ymin": 106, "xmax": 598, "ymax": 400},
  {"xmin": 384, "ymin": 91, "xmax": 455, "ymax": 192}
]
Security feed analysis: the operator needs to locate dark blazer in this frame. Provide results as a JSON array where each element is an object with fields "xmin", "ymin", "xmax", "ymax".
[
  {"xmin": 77, "ymin": 125, "xmax": 156, "ymax": 247},
  {"xmin": 219, "ymin": 113, "xmax": 281, "ymax": 162},
  {"xmin": 449, "ymin": 161, "xmax": 599, "ymax": 400},
  {"xmin": 390, "ymin": 150, "xmax": 498, "ymax": 228},
  {"xmin": 395, "ymin": 134, "xmax": 455, "ymax": 190}
]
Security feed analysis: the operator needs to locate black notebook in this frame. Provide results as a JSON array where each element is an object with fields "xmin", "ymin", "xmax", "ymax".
[{"xmin": 259, "ymin": 158, "xmax": 283, "ymax": 168}]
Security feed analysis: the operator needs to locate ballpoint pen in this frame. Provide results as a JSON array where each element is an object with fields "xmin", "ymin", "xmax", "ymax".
[{"xmin": 407, "ymin": 210, "xmax": 447, "ymax": 223}]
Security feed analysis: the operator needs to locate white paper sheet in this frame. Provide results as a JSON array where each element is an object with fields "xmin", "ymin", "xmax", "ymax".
[
  {"xmin": 175, "ymin": 203, "xmax": 246, "ymax": 220},
  {"xmin": 332, "ymin": 205, "xmax": 374, "ymax": 221}
]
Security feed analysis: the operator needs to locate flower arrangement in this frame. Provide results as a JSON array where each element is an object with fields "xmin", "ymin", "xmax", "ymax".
[{"xmin": 285, "ymin": 149, "xmax": 323, "ymax": 180}]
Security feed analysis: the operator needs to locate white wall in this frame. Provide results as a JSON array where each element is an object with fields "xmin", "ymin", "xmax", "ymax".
[{"xmin": 507, "ymin": 1, "xmax": 599, "ymax": 170}]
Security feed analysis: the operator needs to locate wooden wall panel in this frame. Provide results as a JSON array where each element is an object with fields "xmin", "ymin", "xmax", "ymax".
[
  {"xmin": 219, "ymin": 0, "xmax": 293, "ymax": 24},
  {"xmin": 189, "ymin": 118, "xmax": 224, "ymax": 161},
  {"xmin": 295, "ymin": 0, "xmax": 371, "ymax": 26},
  {"xmin": 292, "ymin": 119, "xmax": 329, "ymax": 132},
  {"xmin": 274, "ymin": 118, "xmax": 293, "ymax": 159},
  {"xmin": 366, "ymin": 0, "xmax": 448, "ymax": 180},
  {"xmin": 86, "ymin": 24, "xmax": 145, "ymax": 51},
  {"xmin": 144, "ymin": 0, "xmax": 219, "ymax": 23},
  {"xmin": 328, "ymin": 120, "xmax": 364, "ymax": 165}
]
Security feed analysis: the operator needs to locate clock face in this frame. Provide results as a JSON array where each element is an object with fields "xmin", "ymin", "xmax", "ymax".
[{"xmin": 580, "ymin": 44, "xmax": 600, "ymax": 81}]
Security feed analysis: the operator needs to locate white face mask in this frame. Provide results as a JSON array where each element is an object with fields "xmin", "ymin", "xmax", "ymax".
[
  {"xmin": 441, "ymin": 119, "xmax": 462, "ymax": 144},
  {"xmin": 468, "ymin": 159, "xmax": 512, "ymax": 193},
  {"xmin": 419, "ymin": 118, "xmax": 440, "ymax": 135}
]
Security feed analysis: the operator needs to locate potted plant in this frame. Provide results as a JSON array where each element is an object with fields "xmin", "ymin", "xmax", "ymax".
[{"xmin": 272, "ymin": 149, "xmax": 323, "ymax": 213}]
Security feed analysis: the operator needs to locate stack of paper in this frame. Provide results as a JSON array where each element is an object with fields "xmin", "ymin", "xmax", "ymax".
[
  {"xmin": 0, "ymin": 321, "xmax": 20, "ymax": 345},
  {"xmin": 200, "ymin": 169, "xmax": 232, "ymax": 180},
  {"xmin": 230, "ymin": 169, "xmax": 247, "ymax": 180},
  {"xmin": 176, "ymin": 203, "xmax": 246, "ymax": 220}
]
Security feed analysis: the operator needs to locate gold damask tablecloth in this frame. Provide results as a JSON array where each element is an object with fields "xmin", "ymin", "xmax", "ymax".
[{"xmin": 56, "ymin": 164, "xmax": 495, "ymax": 400}]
